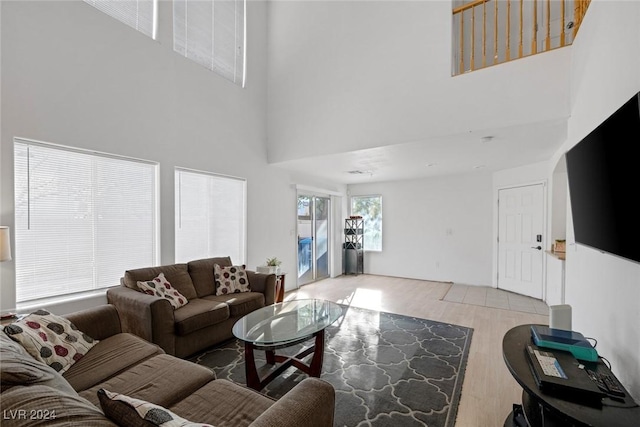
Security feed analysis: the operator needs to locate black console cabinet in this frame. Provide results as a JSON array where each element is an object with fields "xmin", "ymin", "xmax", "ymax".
[{"xmin": 502, "ymin": 325, "xmax": 640, "ymax": 427}]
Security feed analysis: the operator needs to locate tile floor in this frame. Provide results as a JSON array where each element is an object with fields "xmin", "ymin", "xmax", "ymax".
[{"xmin": 442, "ymin": 283, "xmax": 550, "ymax": 315}]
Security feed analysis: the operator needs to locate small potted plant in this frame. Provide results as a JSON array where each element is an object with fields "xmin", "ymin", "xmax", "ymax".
[{"xmin": 257, "ymin": 257, "xmax": 282, "ymax": 274}]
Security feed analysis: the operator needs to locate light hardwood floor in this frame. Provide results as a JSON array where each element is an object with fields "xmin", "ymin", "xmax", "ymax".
[{"xmin": 286, "ymin": 274, "xmax": 549, "ymax": 427}]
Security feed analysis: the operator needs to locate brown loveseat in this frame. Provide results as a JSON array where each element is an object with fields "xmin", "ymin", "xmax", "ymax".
[
  {"xmin": 0, "ymin": 304, "xmax": 336, "ymax": 426},
  {"xmin": 106, "ymin": 256, "xmax": 276, "ymax": 358}
]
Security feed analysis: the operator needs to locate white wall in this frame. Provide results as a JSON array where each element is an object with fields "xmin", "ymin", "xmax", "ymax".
[
  {"xmin": 0, "ymin": 0, "xmax": 314, "ymax": 313},
  {"xmin": 267, "ymin": 0, "xmax": 571, "ymax": 163},
  {"xmin": 558, "ymin": 0, "xmax": 640, "ymax": 400},
  {"xmin": 348, "ymin": 172, "xmax": 493, "ymax": 285}
]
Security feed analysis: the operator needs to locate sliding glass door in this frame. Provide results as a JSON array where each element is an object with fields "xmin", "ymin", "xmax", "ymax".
[{"xmin": 297, "ymin": 195, "xmax": 330, "ymax": 286}]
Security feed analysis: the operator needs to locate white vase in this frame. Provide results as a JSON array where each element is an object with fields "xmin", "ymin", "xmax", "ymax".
[{"xmin": 257, "ymin": 266, "xmax": 280, "ymax": 275}]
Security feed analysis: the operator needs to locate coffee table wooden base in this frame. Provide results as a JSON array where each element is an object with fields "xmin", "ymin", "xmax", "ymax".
[{"xmin": 244, "ymin": 330, "xmax": 325, "ymax": 391}]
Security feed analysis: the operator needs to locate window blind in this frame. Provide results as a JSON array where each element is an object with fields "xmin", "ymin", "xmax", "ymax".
[
  {"xmin": 175, "ymin": 168, "xmax": 246, "ymax": 264},
  {"xmin": 173, "ymin": 0, "xmax": 246, "ymax": 87},
  {"xmin": 84, "ymin": 0, "xmax": 157, "ymax": 40},
  {"xmin": 13, "ymin": 139, "xmax": 158, "ymax": 303}
]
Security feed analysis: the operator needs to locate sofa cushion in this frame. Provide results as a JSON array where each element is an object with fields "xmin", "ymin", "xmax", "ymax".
[
  {"xmin": 203, "ymin": 292, "xmax": 265, "ymax": 318},
  {"xmin": 187, "ymin": 257, "xmax": 233, "ymax": 298},
  {"xmin": 168, "ymin": 379, "xmax": 275, "ymax": 426},
  {"xmin": 0, "ymin": 332, "xmax": 77, "ymax": 396},
  {"xmin": 64, "ymin": 333, "xmax": 162, "ymax": 392},
  {"xmin": 173, "ymin": 299, "xmax": 230, "ymax": 336},
  {"xmin": 0, "ymin": 384, "xmax": 116, "ymax": 426},
  {"xmin": 2, "ymin": 309, "xmax": 98, "ymax": 374},
  {"xmin": 137, "ymin": 273, "xmax": 189, "ymax": 310},
  {"xmin": 98, "ymin": 389, "xmax": 214, "ymax": 427},
  {"xmin": 214, "ymin": 264, "xmax": 250, "ymax": 295},
  {"xmin": 97, "ymin": 389, "xmax": 155, "ymax": 427},
  {"xmin": 124, "ymin": 264, "xmax": 197, "ymax": 301},
  {"xmin": 79, "ymin": 354, "xmax": 215, "ymax": 408}
]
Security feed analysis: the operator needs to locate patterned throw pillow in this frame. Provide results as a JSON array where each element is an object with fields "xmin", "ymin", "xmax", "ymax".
[
  {"xmin": 137, "ymin": 273, "xmax": 188, "ymax": 309},
  {"xmin": 214, "ymin": 264, "xmax": 250, "ymax": 295},
  {"xmin": 97, "ymin": 389, "xmax": 214, "ymax": 427},
  {"xmin": 2, "ymin": 310, "xmax": 98, "ymax": 374}
]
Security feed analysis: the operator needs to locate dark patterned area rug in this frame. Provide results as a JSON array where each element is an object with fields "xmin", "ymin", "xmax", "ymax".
[{"xmin": 190, "ymin": 305, "xmax": 473, "ymax": 427}]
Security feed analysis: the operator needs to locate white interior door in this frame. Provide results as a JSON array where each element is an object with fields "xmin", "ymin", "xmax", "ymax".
[{"xmin": 498, "ymin": 184, "xmax": 544, "ymax": 299}]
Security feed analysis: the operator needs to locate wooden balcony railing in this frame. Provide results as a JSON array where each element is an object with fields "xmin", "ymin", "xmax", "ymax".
[{"xmin": 452, "ymin": 0, "xmax": 591, "ymax": 75}]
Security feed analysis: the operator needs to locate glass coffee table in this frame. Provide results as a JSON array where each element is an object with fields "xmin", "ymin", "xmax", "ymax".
[{"xmin": 232, "ymin": 299, "xmax": 343, "ymax": 390}]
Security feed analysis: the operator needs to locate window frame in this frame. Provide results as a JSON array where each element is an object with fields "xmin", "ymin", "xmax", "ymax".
[
  {"xmin": 13, "ymin": 138, "xmax": 160, "ymax": 305},
  {"xmin": 172, "ymin": 0, "xmax": 247, "ymax": 87},
  {"xmin": 83, "ymin": 0, "xmax": 158, "ymax": 40},
  {"xmin": 174, "ymin": 167, "xmax": 247, "ymax": 265},
  {"xmin": 350, "ymin": 194, "xmax": 383, "ymax": 252}
]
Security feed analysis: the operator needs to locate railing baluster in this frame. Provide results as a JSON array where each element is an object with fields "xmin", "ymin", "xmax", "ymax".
[
  {"xmin": 506, "ymin": 0, "xmax": 511, "ymax": 61},
  {"xmin": 574, "ymin": 0, "xmax": 581, "ymax": 39},
  {"xmin": 471, "ymin": 6, "xmax": 476, "ymax": 70},
  {"xmin": 560, "ymin": 0, "xmax": 566, "ymax": 46},
  {"xmin": 544, "ymin": 0, "xmax": 552, "ymax": 50},
  {"xmin": 482, "ymin": 1, "xmax": 487, "ymax": 68},
  {"xmin": 460, "ymin": 11, "xmax": 465, "ymax": 74},
  {"xmin": 451, "ymin": 0, "xmax": 589, "ymax": 76},
  {"xmin": 519, "ymin": 0, "xmax": 523, "ymax": 58},
  {"xmin": 532, "ymin": 0, "xmax": 538, "ymax": 54},
  {"xmin": 494, "ymin": 0, "xmax": 498, "ymax": 65}
]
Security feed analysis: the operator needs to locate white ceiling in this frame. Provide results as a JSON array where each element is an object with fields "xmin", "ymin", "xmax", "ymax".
[{"xmin": 270, "ymin": 117, "xmax": 568, "ymax": 184}]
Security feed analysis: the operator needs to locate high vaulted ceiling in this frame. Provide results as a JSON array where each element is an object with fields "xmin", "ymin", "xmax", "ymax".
[{"xmin": 264, "ymin": 1, "xmax": 573, "ymax": 185}]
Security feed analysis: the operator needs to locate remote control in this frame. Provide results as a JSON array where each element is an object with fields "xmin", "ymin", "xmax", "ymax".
[
  {"xmin": 601, "ymin": 374, "xmax": 625, "ymax": 397},
  {"xmin": 586, "ymin": 369, "xmax": 625, "ymax": 397}
]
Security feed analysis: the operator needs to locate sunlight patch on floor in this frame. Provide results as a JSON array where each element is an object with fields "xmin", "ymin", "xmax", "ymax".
[
  {"xmin": 286, "ymin": 284, "xmax": 382, "ymax": 312},
  {"xmin": 348, "ymin": 288, "xmax": 382, "ymax": 311}
]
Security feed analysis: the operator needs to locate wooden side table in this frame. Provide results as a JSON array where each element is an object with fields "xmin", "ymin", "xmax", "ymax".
[{"xmin": 274, "ymin": 273, "xmax": 286, "ymax": 303}]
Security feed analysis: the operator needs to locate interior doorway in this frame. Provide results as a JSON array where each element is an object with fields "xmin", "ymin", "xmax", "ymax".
[
  {"xmin": 497, "ymin": 183, "xmax": 545, "ymax": 299},
  {"xmin": 297, "ymin": 195, "xmax": 330, "ymax": 287}
]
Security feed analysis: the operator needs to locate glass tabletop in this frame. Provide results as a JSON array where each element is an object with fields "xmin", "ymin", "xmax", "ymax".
[{"xmin": 232, "ymin": 299, "xmax": 343, "ymax": 347}]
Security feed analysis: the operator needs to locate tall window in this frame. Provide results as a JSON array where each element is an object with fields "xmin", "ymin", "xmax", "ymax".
[
  {"xmin": 14, "ymin": 139, "xmax": 159, "ymax": 304},
  {"xmin": 175, "ymin": 168, "xmax": 246, "ymax": 264},
  {"xmin": 173, "ymin": 0, "xmax": 246, "ymax": 87},
  {"xmin": 351, "ymin": 195, "xmax": 382, "ymax": 251},
  {"xmin": 83, "ymin": 0, "xmax": 157, "ymax": 40}
]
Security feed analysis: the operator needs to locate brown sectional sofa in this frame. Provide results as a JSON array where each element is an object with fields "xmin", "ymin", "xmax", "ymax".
[
  {"xmin": 106, "ymin": 256, "xmax": 276, "ymax": 358},
  {"xmin": 0, "ymin": 304, "xmax": 336, "ymax": 426}
]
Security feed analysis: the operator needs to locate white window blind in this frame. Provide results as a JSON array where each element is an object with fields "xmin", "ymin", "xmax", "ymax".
[
  {"xmin": 84, "ymin": 0, "xmax": 157, "ymax": 40},
  {"xmin": 173, "ymin": 0, "xmax": 246, "ymax": 87},
  {"xmin": 175, "ymin": 168, "xmax": 246, "ymax": 264},
  {"xmin": 13, "ymin": 139, "xmax": 159, "ymax": 303}
]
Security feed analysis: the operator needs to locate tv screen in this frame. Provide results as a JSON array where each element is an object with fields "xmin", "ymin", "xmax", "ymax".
[{"xmin": 565, "ymin": 91, "xmax": 640, "ymax": 264}]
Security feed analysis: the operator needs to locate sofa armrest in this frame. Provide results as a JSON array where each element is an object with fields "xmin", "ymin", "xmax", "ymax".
[
  {"xmin": 63, "ymin": 304, "xmax": 121, "ymax": 341},
  {"xmin": 250, "ymin": 378, "xmax": 335, "ymax": 427},
  {"xmin": 106, "ymin": 286, "xmax": 176, "ymax": 355},
  {"xmin": 247, "ymin": 272, "xmax": 276, "ymax": 306}
]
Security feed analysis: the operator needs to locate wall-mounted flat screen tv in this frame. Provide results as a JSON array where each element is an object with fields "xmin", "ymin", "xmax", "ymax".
[{"xmin": 565, "ymin": 91, "xmax": 640, "ymax": 264}]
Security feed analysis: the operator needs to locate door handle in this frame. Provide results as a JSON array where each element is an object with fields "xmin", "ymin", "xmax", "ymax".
[{"xmin": 531, "ymin": 246, "xmax": 542, "ymax": 250}]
